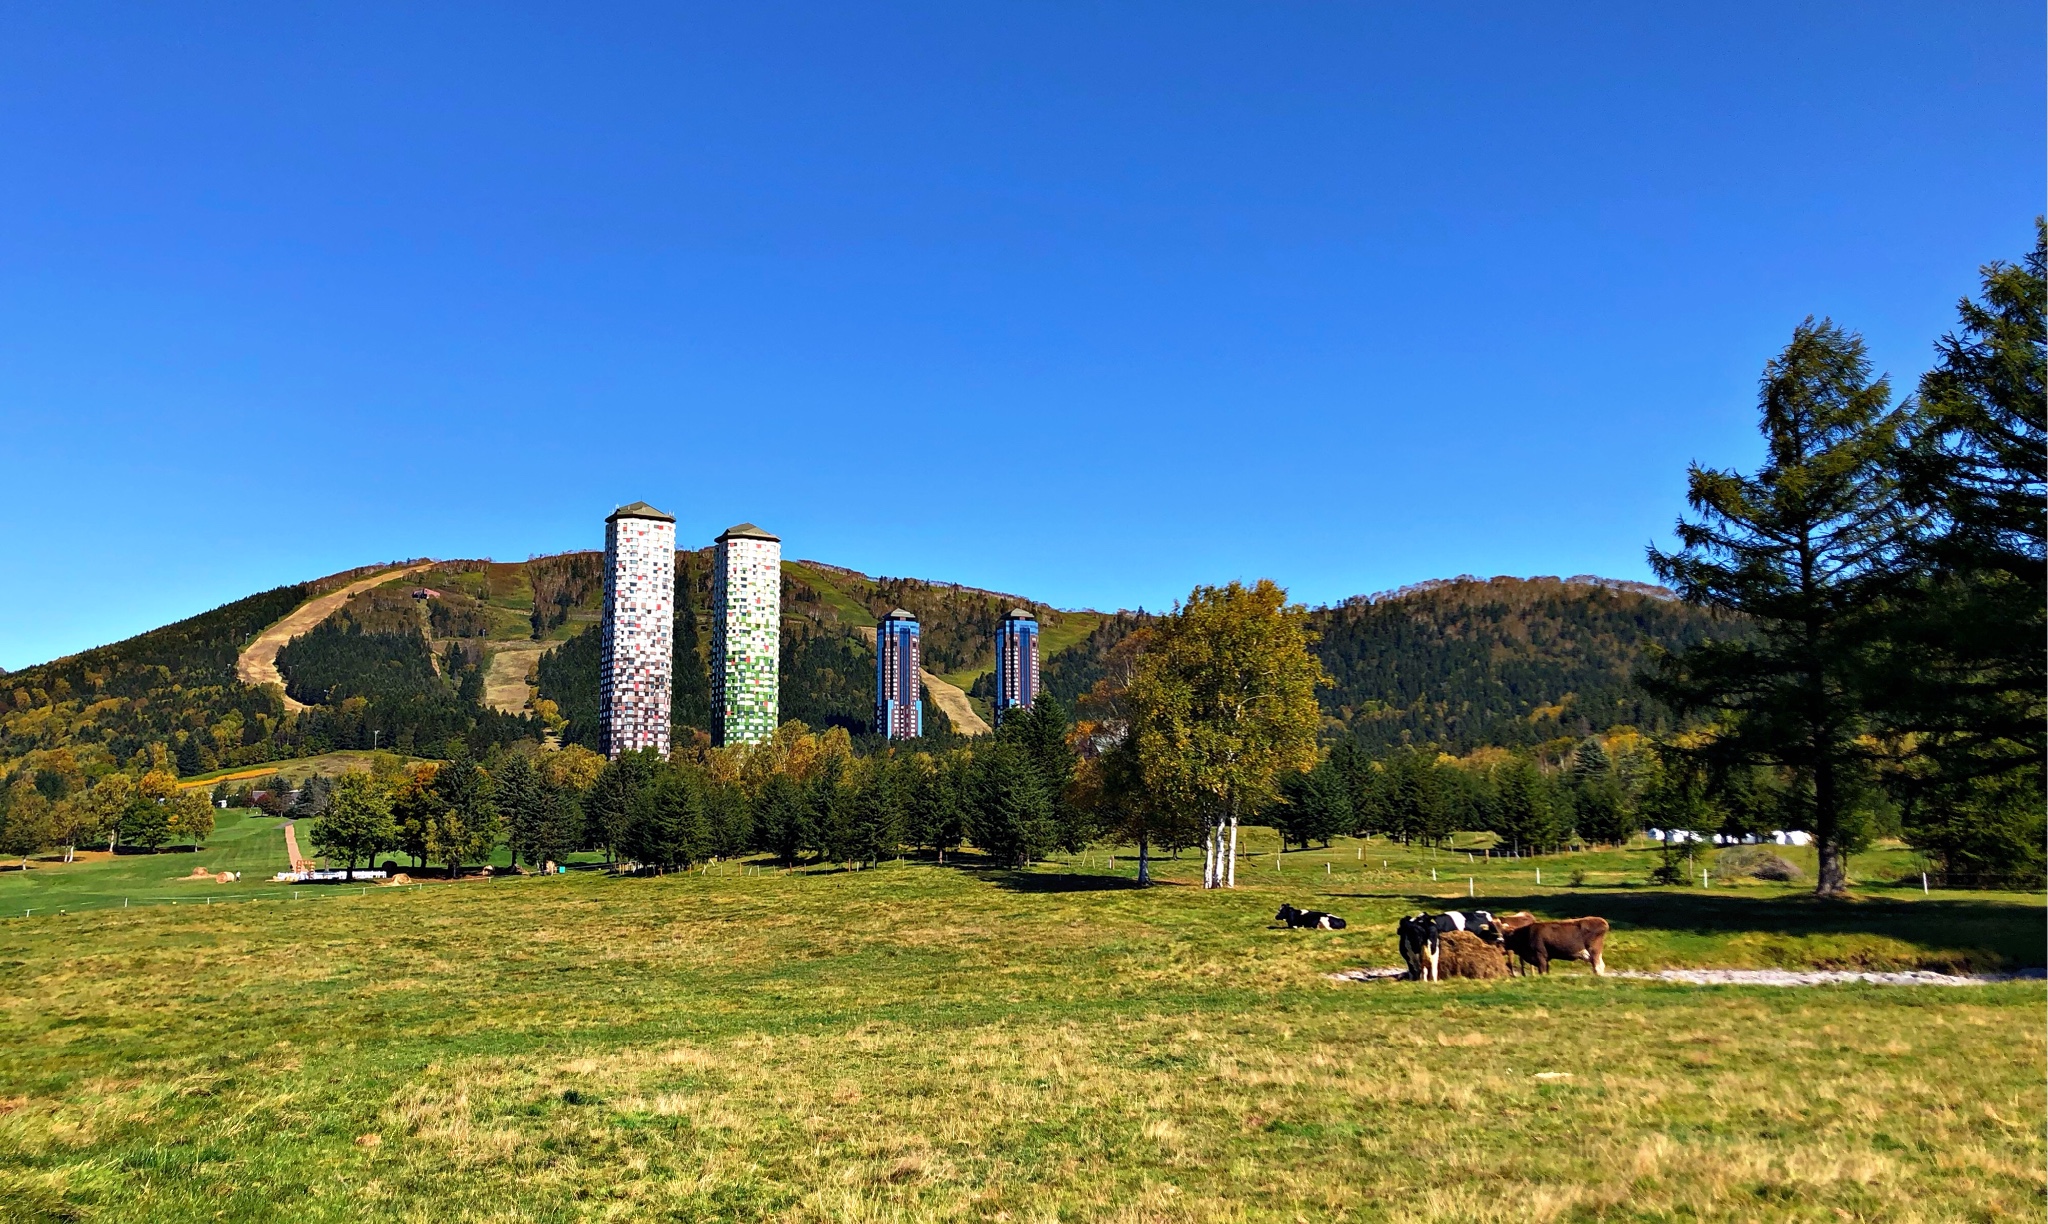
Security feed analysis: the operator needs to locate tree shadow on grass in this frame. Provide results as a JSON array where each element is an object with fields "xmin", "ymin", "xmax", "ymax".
[
  {"xmin": 1348, "ymin": 890, "xmax": 2046, "ymax": 968},
  {"xmin": 982, "ymin": 869, "xmax": 1152, "ymax": 894}
]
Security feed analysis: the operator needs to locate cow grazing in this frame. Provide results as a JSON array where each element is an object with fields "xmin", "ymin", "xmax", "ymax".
[
  {"xmin": 1434, "ymin": 929, "xmax": 1509, "ymax": 979},
  {"xmin": 1397, "ymin": 914, "xmax": 1439, "ymax": 980},
  {"xmin": 1276, "ymin": 904, "xmax": 1347, "ymax": 931},
  {"xmin": 1399, "ymin": 910, "xmax": 1506, "ymax": 979},
  {"xmin": 1503, "ymin": 917, "xmax": 1610, "ymax": 976}
]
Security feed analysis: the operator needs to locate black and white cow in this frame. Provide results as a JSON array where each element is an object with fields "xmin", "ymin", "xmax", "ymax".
[
  {"xmin": 1398, "ymin": 910, "xmax": 1505, "ymax": 980},
  {"xmin": 1276, "ymin": 903, "xmax": 1348, "ymax": 930}
]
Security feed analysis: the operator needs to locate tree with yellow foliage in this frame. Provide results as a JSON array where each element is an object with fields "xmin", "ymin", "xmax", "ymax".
[{"xmin": 1123, "ymin": 580, "xmax": 1326, "ymax": 889}]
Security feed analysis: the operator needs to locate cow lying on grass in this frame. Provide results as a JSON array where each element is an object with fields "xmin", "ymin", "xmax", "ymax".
[
  {"xmin": 1276, "ymin": 904, "xmax": 1348, "ymax": 930},
  {"xmin": 1398, "ymin": 910, "xmax": 1508, "ymax": 980},
  {"xmin": 1503, "ymin": 916, "xmax": 1610, "ymax": 976}
]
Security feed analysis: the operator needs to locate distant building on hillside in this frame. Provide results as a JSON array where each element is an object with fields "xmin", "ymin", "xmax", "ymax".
[
  {"xmin": 712, "ymin": 522, "xmax": 781, "ymax": 746},
  {"xmin": 993, "ymin": 608, "xmax": 1039, "ymax": 725},
  {"xmin": 599, "ymin": 502, "xmax": 677, "ymax": 759},
  {"xmin": 875, "ymin": 609, "xmax": 922, "ymax": 740}
]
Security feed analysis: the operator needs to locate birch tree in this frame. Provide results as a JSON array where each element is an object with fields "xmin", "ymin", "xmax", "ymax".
[{"xmin": 1123, "ymin": 580, "xmax": 1325, "ymax": 888}]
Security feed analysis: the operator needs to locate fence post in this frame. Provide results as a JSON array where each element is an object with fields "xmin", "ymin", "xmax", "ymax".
[{"xmin": 1468, "ymin": 877, "xmax": 1474, "ymax": 897}]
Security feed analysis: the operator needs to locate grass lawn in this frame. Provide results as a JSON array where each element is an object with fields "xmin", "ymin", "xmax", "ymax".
[
  {"xmin": 1, "ymin": 829, "xmax": 2041, "ymax": 1221},
  {"xmin": 0, "ymin": 810, "xmax": 286, "ymax": 914}
]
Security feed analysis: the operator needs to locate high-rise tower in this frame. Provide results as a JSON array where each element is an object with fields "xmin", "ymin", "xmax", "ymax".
[
  {"xmin": 875, "ymin": 609, "xmax": 922, "ymax": 740},
  {"xmin": 599, "ymin": 502, "xmax": 676, "ymax": 759},
  {"xmin": 993, "ymin": 608, "xmax": 1038, "ymax": 725},
  {"xmin": 712, "ymin": 522, "xmax": 780, "ymax": 746}
]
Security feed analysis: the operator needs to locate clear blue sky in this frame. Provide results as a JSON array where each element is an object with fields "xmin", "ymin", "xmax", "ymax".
[{"xmin": 1, "ymin": 3, "xmax": 2039, "ymax": 669}]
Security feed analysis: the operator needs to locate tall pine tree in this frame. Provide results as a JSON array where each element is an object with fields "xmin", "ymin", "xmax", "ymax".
[{"xmin": 1645, "ymin": 319, "xmax": 1905, "ymax": 895}]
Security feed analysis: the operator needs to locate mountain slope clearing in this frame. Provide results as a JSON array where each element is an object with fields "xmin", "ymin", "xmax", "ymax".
[{"xmin": 236, "ymin": 565, "xmax": 435, "ymax": 712}]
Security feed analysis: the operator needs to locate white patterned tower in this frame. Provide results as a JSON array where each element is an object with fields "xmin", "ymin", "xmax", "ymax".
[
  {"xmin": 712, "ymin": 522, "xmax": 781, "ymax": 746},
  {"xmin": 599, "ymin": 502, "xmax": 676, "ymax": 759}
]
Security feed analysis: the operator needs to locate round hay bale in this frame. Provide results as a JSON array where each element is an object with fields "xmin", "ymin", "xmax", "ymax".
[
  {"xmin": 1713, "ymin": 844, "xmax": 1803, "ymax": 882},
  {"xmin": 1437, "ymin": 929, "xmax": 1508, "ymax": 980}
]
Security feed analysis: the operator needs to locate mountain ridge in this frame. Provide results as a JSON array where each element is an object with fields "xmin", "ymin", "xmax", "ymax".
[{"xmin": 0, "ymin": 555, "xmax": 1724, "ymax": 788}]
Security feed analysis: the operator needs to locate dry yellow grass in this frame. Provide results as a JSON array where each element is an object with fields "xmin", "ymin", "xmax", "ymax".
[{"xmin": 0, "ymin": 859, "xmax": 2040, "ymax": 1221}]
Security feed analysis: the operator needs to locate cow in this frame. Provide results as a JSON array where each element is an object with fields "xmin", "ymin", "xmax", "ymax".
[
  {"xmin": 1276, "ymin": 903, "xmax": 1348, "ymax": 930},
  {"xmin": 1399, "ymin": 910, "xmax": 1508, "ymax": 979},
  {"xmin": 1503, "ymin": 917, "xmax": 1610, "ymax": 976},
  {"xmin": 1397, "ymin": 914, "xmax": 1440, "ymax": 980}
]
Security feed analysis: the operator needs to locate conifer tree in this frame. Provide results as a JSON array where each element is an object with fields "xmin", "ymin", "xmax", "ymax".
[
  {"xmin": 757, "ymin": 772, "xmax": 811, "ymax": 866},
  {"xmin": 496, "ymin": 754, "xmax": 549, "ymax": 868},
  {"xmin": 967, "ymin": 742, "xmax": 1056, "ymax": 868},
  {"xmin": 1646, "ymin": 319, "xmax": 1905, "ymax": 895},
  {"xmin": 623, "ymin": 766, "xmax": 705, "ymax": 870},
  {"xmin": 426, "ymin": 749, "xmax": 501, "ymax": 877},
  {"xmin": 1273, "ymin": 760, "xmax": 1350, "ymax": 849},
  {"xmin": 582, "ymin": 751, "xmax": 656, "ymax": 864},
  {"xmin": 1873, "ymin": 224, "xmax": 2045, "ymax": 882}
]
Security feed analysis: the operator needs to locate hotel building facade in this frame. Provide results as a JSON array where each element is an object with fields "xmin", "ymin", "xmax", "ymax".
[
  {"xmin": 712, "ymin": 522, "xmax": 781, "ymax": 745},
  {"xmin": 598, "ymin": 502, "xmax": 676, "ymax": 758},
  {"xmin": 875, "ymin": 608, "xmax": 923, "ymax": 739},
  {"xmin": 993, "ymin": 608, "xmax": 1039, "ymax": 725}
]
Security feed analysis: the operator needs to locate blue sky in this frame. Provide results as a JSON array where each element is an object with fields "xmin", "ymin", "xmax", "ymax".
[{"xmin": 1, "ymin": 3, "xmax": 2039, "ymax": 669}]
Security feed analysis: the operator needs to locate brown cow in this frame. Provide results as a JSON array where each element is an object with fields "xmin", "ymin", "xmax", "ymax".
[{"xmin": 1503, "ymin": 917, "xmax": 1609, "ymax": 976}]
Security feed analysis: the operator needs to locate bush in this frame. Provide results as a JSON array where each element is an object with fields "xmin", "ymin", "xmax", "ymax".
[{"xmin": 1714, "ymin": 844, "xmax": 1802, "ymax": 882}]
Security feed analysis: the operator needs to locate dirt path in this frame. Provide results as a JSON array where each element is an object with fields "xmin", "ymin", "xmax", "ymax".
[
  {"xmin": 237, "ymin": 564, "xmax": 436, "ymax": 712},
  {"xmin": 282, "ymin": 820, "xmax": 312, "ymax": 871},
  {"xmin": 482, "ymin": 641, "xmax": 552, "ymax": 715}
]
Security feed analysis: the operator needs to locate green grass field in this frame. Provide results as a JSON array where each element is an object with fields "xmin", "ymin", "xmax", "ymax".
[{"xmin": 2, "ymin": 830, "xmax": 2041, "ymax": 1222}]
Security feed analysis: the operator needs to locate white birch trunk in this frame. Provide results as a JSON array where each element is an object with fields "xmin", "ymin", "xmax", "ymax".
[
  {"xmin": 1203, "ymin": 827, "xmax": 1216, "ymax": 888},
  {"xmin": 1227, "ymin": 817, "xmax": 1238, "ymax": 888}
]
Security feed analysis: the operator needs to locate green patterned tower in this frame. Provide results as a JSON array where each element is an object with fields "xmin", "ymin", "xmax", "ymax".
[{"xmin": 712, "ymin": 522, "xmax": 780, "ymax": 745}]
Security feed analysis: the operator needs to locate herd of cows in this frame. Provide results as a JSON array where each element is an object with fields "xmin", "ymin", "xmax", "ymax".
[{"xmin": 1276, "ymin": 903, "xmax": 1611, "ymax": 981}]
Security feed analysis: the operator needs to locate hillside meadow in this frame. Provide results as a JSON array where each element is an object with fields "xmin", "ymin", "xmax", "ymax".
[{"xmin": 1, "ymin": 832, "xmax": 2042, "ymax": 1223}]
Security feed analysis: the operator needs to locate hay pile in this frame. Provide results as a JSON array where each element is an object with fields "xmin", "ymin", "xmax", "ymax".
[
  {"xmin": 1436, "ymin": 929, "xmax": 1508, "ymax": 980},
  {"xmin": 1714, "ymin": 845, "xmax": 1802, "ymax": 882}
]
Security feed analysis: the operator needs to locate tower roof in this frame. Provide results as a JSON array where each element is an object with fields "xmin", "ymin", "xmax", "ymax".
[
  {"xmin": 881, "ymin": 607, "xmax": 918, "ymax": 622},
  {"xmin": 1004, "ymin": 607, "xmax": 1038, "ymax": 622},
  {"xmin": 717, "ymin": 522, "xmax": 780, "ymax": 543},
  {"xmin": 606, "ymin": 501, "xmax": 675, "ymax": 524}
]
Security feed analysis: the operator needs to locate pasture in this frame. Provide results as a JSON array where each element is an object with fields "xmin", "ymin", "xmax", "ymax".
[{"xmin": 0, "ymin": 833, "xmax": 2041, "ymax": 1222}]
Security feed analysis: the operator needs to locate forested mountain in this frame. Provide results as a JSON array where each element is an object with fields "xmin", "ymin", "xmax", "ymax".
[
  {"xmin": 0, "ymin": 584, "xmax": 307, "ymax": 775},
  {"xmin": 1032, "ymin": 578, "xmax": 1734, "ymax": 754},
  {"xmin": 1, "ymin": 548, "xmax": 1727, "ymax": 801},
  {"xmin": 1307, "ymin": 576, "xmax": 1736, "ymax": 753}
]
